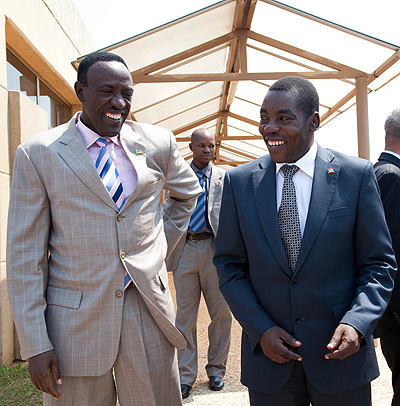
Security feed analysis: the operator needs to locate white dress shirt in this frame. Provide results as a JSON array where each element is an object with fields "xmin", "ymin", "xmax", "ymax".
[{"xmin": 275, "ymin": 142, "xmax": 317, "ymax": 236}]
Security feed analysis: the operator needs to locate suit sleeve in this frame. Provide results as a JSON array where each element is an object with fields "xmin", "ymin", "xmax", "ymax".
[
  {"xmin": 162, "ymin": 131, "xmax": 201, "ymax": 258},
  {"xmin": 6, "ymin": 145, "xmax": 54, "ymax": 360},
  {"xmin": 340, "ymin": 162, "xmax": 397, "ymax": 338},
  {"xmin": 214, "ymin": 171, "xmax": 276, "ymax": 351}
]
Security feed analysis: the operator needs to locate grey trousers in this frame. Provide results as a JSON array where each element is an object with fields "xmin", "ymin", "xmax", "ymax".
[
  {"xmin": 44, "ymin": 285, "xmax": 182, "ymax": 406},
  {"xmin": 173, "ymin": 237, "xmax": 232, "ymax": 386}
]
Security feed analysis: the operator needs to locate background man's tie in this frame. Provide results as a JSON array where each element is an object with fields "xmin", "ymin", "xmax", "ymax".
[
  {"xmin": 95, "ymin": 137, "xmax": 126, "ymax": 211},
  {"xmin": 189, "ymin": 171, "xmax": 206, "ymax": 233},
  {"xmin": 278, "ymin": 164, "xmax": 302, "ymax": 272},
  {"xmin": 95, "ymin": 137, "xmax": 131, "ymax": 289}
]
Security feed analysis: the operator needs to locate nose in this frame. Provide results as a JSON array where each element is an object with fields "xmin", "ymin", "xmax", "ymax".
[
  {"xmin": 261, "ymin": 120, "xmax": 279, "ymax": 134},
  {"xmin": 111, "ymin": 93, "xmax": 126, "ymax": 109}
]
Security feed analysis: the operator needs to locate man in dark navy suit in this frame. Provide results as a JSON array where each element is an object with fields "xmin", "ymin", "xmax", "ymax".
[{"xmin": 214, "ymin": 76, "xmax": 396, "ymax": 406}]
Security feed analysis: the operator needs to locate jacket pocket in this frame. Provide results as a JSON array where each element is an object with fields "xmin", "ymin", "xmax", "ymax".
[
  {"xmin": 46, "ymin": 286, "xmax": 83, "ymax": 309},
  {"xmin": 326, "ymin": 206, "xmax": 351, "ymax": 218}
]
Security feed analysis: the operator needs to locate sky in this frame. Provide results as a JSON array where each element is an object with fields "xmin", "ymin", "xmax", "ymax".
[{"xmin": 70, "ymin": 0, "xmax": 400, "ymax": 162}]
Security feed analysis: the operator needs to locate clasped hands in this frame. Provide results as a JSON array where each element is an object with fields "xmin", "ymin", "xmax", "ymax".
[{"xmin": 260, "ymin": 324, "xmax": 362, "ymax": 364}]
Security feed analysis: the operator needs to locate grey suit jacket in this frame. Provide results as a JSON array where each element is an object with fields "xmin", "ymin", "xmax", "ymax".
[
  {"xmin": 167, "ymin": 163, "xmax": 225, "ymax": 272},
  {"xmin": 7, "ymin": 116, "xmax": 201, "ymax": 376},
  {"xmin": 214, "ymin": 145, "xmax": 396, "ymax": 395}
]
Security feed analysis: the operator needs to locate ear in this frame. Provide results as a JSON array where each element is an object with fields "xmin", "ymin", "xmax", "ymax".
[
  {"xmin": 189, "ymin": 143, "xmax": 193, "ymax": 152},
  {"xmin": 310, "ymin": 112, "xmax": 320, "ymax": 131},
  {"xmin": 74, "ymin": 81, "xmax": 85, "ymax": 102}
]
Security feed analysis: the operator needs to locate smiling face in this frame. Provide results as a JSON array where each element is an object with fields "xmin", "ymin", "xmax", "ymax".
[
  {"xmin": 259, "ymin": 90, "xmax": 320, "ymax": 163},
  {"xmin": 189, "ymin": 129, "xmax": 215, "ymax": 170},
  {"xmin": 75, "ymin": 61, "xmax": 134, "ymax": 137}
]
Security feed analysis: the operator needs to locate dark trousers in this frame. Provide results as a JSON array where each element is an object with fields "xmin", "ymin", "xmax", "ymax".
[
  {"xmin": 381, "ymin": 321, "xmax": 400, "ymax": 406},
  {"xmin": 248, "ymin": 361, "xmax": 371, "ymax": 406}
]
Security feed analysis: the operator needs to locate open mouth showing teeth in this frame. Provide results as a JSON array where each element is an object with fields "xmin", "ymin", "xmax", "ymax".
[
  {"xmin": 105, "ymin": 112, "xmax": 122, "ymax": 120},
  {"xmin": 268, "ymin": 140, "xmax": 285, "ymax": 147}
]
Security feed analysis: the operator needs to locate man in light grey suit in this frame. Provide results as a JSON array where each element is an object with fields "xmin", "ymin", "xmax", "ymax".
[
  {"xmin": 7, "ymin": 51, "xmax": 200, "ymax": 406},
  {"xmin": 214, "ymin": 76, "xmax": 396, "ymax": 405},
  {"xmin": 167, "ymin": 129, "xmax": 232, "ymax": 399}
]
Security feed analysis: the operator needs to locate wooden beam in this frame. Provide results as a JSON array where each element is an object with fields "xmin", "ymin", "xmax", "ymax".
[
  {"xmin": 130, "ymin": 32, "xmax": 239, "ymax": 78},
  {"xmin": 239, "ymin": 34, "xmax": 248, "ymax": 73},
  {"xmin": 355, "ymin": 76, "xmax": 370, "ymax": 160},
  {"xmin": 133, "ymin": 70, "xmax": 368, "ymax": 83},
  {"xmin": 228, "ymin": 111, "xmax": 259, "ymax": 127},
  {"xmin": 177, "ymin": 134, "xmax": 263, "ymax": 142},
  {"xmin": 173, "ymin": 113, "xmax": 221, "ymax": 135},
  {"xmin": 247, "ymin": 30, "xmax": 370, "ymax": 77},
  {"xmin": 219, "ymin": 144, "xmax": 259, "ymax": 160}
]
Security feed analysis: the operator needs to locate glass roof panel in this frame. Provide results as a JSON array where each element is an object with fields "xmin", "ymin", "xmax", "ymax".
[
  {"xmin": 253, "ymin": 1, "xmax": 395, "ymax": 73},
  {"xmin": 105, "ymin": 1, "xmax": 236, "ymax": 72},
  {"xmin": 155, "ymin": 98, "xmax": 221, "ymax": 131},
  {"xmin": 133, "ymin": 81, "xmax": 223, "ymax": 124}
]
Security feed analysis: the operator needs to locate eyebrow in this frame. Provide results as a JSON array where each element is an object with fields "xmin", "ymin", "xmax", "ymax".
[{"xmin": 260, "ymin": 108, "xmax": 295, "ymax": 115}]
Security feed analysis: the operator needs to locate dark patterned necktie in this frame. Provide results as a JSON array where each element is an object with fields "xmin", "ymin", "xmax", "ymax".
[
  {"xmin": 189, "ymin": 171, "xmax": 206, "ymax": 233},
  {"xmin": 278, "ymin": 164, "xmax": 302, "ymax": 271}
]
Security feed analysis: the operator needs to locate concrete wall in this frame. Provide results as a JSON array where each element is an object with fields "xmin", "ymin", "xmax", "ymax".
[{"xmin": 0, "ymin": 0, "xmax": 97, "ymax": 364}]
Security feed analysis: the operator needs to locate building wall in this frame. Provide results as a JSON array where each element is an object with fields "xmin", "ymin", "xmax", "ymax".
[{"xmin": 0, "ymin": 0, "xmax": 97, "ymax": 364}]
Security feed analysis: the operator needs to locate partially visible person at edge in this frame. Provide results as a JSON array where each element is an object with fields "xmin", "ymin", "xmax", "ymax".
[
  {"xmin": 7, "ymin": 51, "xmax": 201, "ymax": 406},
  {"xmin": 213, "ymin": 75, "xmax": 396, "ymax": 406},
  {"xmin": 167, "ymin": 128, "xmax": 232, "ymax": 399},
  {"xmin": 374, "ymin": 107, "xmax": 400, "ymax": 406}
]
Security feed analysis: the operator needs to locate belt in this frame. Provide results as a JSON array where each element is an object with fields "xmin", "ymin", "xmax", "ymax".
[{"xmin": 186, "ymin": 232, "xmax": 214, "ymax": 242}]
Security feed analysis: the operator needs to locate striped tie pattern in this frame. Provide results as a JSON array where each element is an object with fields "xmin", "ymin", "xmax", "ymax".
[
  {"xmin": 95, "ymin": 138, "xmax": 125, "ymax": 210},
  {"xmin": 278, "ymin": 165, "xmax": 302, "ymax": 272},
  {"xmin": 189, "ymin": 171, "xmax": 206, "ymax": 233}
]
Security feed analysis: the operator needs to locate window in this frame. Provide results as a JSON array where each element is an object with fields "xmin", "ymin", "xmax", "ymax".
[{"xmin": 6, "ymin": 49, "xmax": 70, "ymax": 128}]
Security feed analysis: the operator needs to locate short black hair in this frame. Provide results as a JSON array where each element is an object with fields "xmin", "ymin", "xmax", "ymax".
[
  {"xmin": 269, "ymin": 76, "xmax": 319, "ymax": 118},
  {"xmin": 77, "ymin": 51, "xmax": 129, "ymax": 87},
  {"xmin": 385, "ymin": 107, "xmax": 400, "ymax": 141}
]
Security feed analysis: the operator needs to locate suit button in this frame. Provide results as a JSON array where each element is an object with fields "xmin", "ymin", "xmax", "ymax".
[
  {"xmin": 292, "ymin": 279, "xmax": 299, "ymax": 287},
  {"xmin": 294, "ymin": 316, "xmax": 301, "ymax": 324},
  {"xmin": 117, "ymin": 214, "xmax": 123, "ymax": 222},
  {"xmin": 116, "ymin": 290, "xmax": 123, "ymax": 298},
  {"xmin": 121, "ymin": 252, "xmax": 126, "ymax": 259}
]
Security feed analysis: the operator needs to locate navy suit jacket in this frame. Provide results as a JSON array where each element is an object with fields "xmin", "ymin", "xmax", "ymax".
[
  {"xmin": 214, "ymin": 145, "xmax": 396, "ymax": 395},
  {"xmin": 374, "ymin": 152, "xmax": 400, "ymax": 337}
]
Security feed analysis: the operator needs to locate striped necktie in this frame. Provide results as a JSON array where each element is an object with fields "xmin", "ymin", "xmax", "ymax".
[
  {"xmin": 189, "ymin": 171, "xmax": 206, "ymax": 233},
  {"xmin": 278, "ymin": 164, "xmax": 302, "ymax": 272},
  {"xmin": 95, "ymin": 137, "xmax": 125, "ymax": 211}
]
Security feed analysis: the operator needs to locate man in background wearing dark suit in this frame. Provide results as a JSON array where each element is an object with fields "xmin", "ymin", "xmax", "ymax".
[
  {"xmin": 214, "ymin": 76, "xmax": 396, "ymax": 406},
  {"xmin": 374, "ymin": 107, "xmax": 400, "ymax": 406}
]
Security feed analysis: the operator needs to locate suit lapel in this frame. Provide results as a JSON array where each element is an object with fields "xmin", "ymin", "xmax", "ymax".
[
  {"xmin": 57, "ymin": 120, "xmax": 118, "ymax": 211},
  {"xmin": 209, "ymin": 165, "xmax": 223, "ymax": 210},
  {"xmin": 295, "ymin": 146, "xmax": 340, "ymax": 274},
  {"xmin": 252, "ymin": 156, "xmax": 292, "ymax": 275}
]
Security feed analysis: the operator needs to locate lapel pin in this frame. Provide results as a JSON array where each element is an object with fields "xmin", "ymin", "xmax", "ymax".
[
  {"xmin": 215, "ymin": 180, "xmax": 221, "ymax": 186},
  {"xmin": 327, "ymin": 168, "xmax": 334, "ymax": 174},
  {"xmin": 136, "ymin": 149, "xmax": 143, "ymax": 156}
]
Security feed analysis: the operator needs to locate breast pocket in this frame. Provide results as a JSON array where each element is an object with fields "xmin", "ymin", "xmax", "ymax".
[{"xmin": 326, "ymin": 206, "xmax": 351, "ymax": 219}]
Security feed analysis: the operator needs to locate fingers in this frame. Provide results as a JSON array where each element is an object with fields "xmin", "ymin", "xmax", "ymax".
[
  {"xmin": 260, "ymin": 326, "xmax": 302, "ymax": 364},
  {"xmin": 325, "ymin": 324, "xmax": 361, "ymax": 360},
  {"xmin": 28, "ymin": 350, "xmax": 61, "ymax": 400}
]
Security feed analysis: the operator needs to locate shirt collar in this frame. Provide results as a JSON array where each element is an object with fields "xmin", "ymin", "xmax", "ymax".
[
  {"xmin": 76, "ymin": 113, "xmax": 122, "ymax": 148},
  {"xmin": 275, "ymin": 141, "xmax": 317, "ymax": 179},
  {"xmin": 191, "ymin": 161, "xmax": 212, "ymax": 179},
  {"xmin": 383, "ymin": 150, "xmax": 400, "ymax": 160}
]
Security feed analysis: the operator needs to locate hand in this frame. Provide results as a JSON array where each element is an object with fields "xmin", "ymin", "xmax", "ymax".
[
  {"xmin": 325, "ymin": 324, "xmax": 362, "ymax": 360},
  {"xmin": 28, "ymin": 350, "xmax": 62, "ymax": 399},
  {"xmin": 259, "ymin": 326, "xmax": 302, "ymax": 363}
]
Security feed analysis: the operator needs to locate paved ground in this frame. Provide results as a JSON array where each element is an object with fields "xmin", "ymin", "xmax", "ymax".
[{"xmin": 168, "ymin": 273, "xmax": 394, "ymax": 406}]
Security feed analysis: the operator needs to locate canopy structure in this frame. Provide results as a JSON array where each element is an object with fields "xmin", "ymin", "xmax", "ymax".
[{"xmin": 73, "ymin": 0, "xmax": 400, "ymax": 168}]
